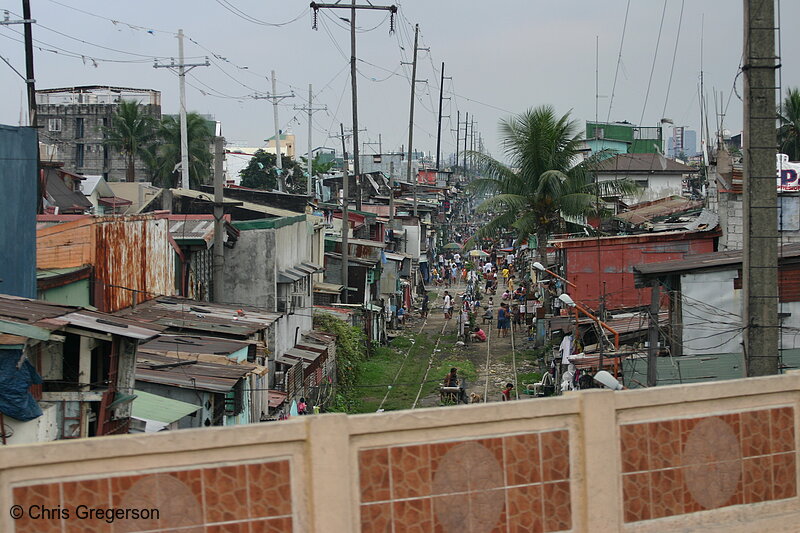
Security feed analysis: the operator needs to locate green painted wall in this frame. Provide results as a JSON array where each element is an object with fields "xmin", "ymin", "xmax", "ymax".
[{"xmin": 38, "ymin": 279, "xmax": 91, "ymax": 308}]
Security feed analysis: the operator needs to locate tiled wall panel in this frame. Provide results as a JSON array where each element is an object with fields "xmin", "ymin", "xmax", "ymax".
[
  {"xmin": 620, "ymin": 406, "xmax": 796, "ymax": 523},
  {"xmin": 359, "ymin": 429, "xmax": 571, "ymax": 533},
  {"xmin": 11, "ymin": 459, "xmax": 293, "ymax": 533}
]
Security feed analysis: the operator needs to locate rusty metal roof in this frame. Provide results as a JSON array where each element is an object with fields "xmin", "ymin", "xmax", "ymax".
[
  {"xmin": 135, "ymin": 352, "xmax": 256, "ymax": 393},
  {"xmin": 60, "ymin": 311, "xmax": 162, "ymax": 340},
  {"xmin": 115, "ymin": 297, "xmax": 280, "ymax": 338},
  {"xmin": 138, "ymin": 334, "xmax": 253, "ymax": 357},
  {"xmin": 615, "ymin": 196, "xmax": 703, "ymax": 226},
  {"xmin": 0, "ymin": 294, "xmax": 161, "ymax": 340}
]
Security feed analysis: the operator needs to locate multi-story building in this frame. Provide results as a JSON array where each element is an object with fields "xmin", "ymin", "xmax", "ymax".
[{"xmin": 36, "ymin": 86, "xmax": 161, "ymax": 182}]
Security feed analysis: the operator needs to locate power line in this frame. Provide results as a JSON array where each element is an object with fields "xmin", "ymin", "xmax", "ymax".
[
  {"xmin": 638, "ymin": 0, "xmax": 668, "ymax": 127},
  {"xmin": 661, "ymin": 0, "xmax": 685, "ymax": 119},
  {"xmin": 212, "ymin": 1, "xmax": 308, "ymax": 27},
  {"xmin": 606, "ymin": 0, "xmax": 631, "ymax": 123}
]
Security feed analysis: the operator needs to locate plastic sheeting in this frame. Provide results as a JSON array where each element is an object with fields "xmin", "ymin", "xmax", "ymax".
[{"xmin": 0, "ymin": 350, "xmax": 43, "ymax": 421}]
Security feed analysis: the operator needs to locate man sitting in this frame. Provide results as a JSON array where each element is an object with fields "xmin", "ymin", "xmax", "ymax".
[{"xmin": 471, "ymin": 327, "xmax": 487, "ymax": 342}]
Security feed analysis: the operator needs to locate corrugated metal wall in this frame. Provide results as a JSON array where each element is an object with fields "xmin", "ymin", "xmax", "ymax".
[
  {"xmin": 94, "ymin": 215, "xmax": 176, "ymax": 312},
  {"xmin": 0, "ymin": 125, "xmax": 38, "ymax": 298},
  {"xmin": 37, "ymin": 215, "xmax": 176, "ymax": 312}
]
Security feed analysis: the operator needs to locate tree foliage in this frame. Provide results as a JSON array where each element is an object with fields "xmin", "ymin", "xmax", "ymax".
[
  {"xmin": 147, "ymin": 114, "xmax": 213, "ymax": 188},
  {"xmin": 103, "ymin": 103, "xmax": 213, "ymax": 188},
  {"xmin": 101, "ymin": 100, "xmax": 156, "ymax": 182},
  {"xmin": 312, "ymin": 312, "xmax": 368, "ymax": 413},
  {"xmin": 239, "ymin": 149, "xmax": 307, "ymax": 193},
  {"xmin": 468, "ymin": 105, "xmax": 637, "ymax": 262},
  {"xmin": 779, "ymin": 87, "xmax": 800, "ymax": 161}
]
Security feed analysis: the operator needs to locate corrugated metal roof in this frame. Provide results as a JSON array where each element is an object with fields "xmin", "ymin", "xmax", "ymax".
[
  {"xmin": 114, "ymin": 297, "xmax": 280, "ymax": 337},
  {"xmin": 138, "ymin": 334, "xmax": 253, "ymax": 356},
  {"xmin": 60, "ymin": 311, "xmax": 161, "ymax": 340},
  {"xmin": 171, "ymin": 188, "xmax": 301, "ymax": 218},
  {"xmin": 615, "ymin": 196, "xmax": 703, "ymax": 225},
  {"xmin": 169, "ymin": 218, "xmax": 215, "ymax": 245},
  {"xmin": 131, "ymin": 389, "xmax": 200, "ymax": 423},
  {"xmin": 136, "ymin": 352, "xmax": 256, "ymax": 393}
]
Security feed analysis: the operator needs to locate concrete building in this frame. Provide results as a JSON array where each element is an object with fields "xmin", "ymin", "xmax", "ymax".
[
  {"xmin": 265, "ymin": 132, "xmax": 296, "ymax": 159},
  {"xmin": 594, "ymin": 153, "xmax": 698, "ymax": 204},
  {"xmin": 709, "ymin": 152, "xmax": 800, "ymax": 251},
  {"xmin": 36, "ymin": 86, "xmax": 162, "ymax": 182}
]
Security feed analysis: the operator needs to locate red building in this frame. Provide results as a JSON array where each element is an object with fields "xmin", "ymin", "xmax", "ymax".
[{"xmin": 552, "ymin": 228, "xmax": 720, "ymax": 311}]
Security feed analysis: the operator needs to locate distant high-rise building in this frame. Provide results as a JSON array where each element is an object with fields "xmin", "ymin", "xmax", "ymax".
[{"xmin": 668, "ymin": 127, "xmax": 698, "ymax": 158}]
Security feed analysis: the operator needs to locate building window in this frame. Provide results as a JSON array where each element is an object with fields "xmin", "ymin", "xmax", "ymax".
[
  {"xmin": 75, "ymin": 144, "xmax": 85, "ymax": 167},
  {"xmin": 48, "ymin": 118, "xmax": 62, "ymax": 132},
  {"xmin": 635, "ymin": 179, "xmax": 649, "ymax": 189},
  {"xmin": 75, "ymin": 118, "xmax": 84, "ymax": 139}
]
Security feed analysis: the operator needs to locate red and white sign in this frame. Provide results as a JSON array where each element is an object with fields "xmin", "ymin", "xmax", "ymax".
[{"xmin": 778, "ymin": 153, "xmax": 800, "ymax": 192}]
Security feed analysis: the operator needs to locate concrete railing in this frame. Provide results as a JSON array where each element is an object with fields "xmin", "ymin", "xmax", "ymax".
[{"xmin": 1, "ymin": 374, "xmax": 798, "ymax": 532}]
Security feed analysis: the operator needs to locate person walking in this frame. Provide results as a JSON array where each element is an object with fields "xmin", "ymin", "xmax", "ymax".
[
  {"xmin": 421, "ymin": 293, "xmax": 429, "ymax": 318},
  {"xmin": 443, "ymin": 291, "xmax": 453, "ymax": 320}
]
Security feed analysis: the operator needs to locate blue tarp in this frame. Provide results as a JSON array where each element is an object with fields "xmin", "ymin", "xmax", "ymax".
[{"xmin": 0, "ymin": 350, "xmax": 43, "ymax": 421}]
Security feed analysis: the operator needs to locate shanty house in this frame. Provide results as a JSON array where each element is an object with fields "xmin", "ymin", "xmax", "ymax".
[{"xmin": 0, "ymin": 295, "xmax": 160, "ymax": 444}]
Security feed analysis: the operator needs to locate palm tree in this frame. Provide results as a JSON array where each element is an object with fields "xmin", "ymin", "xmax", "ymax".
[
  {"xmin": 102, "ymin": 100, "xmax": 156, "ymax": 182},
  {"xmin": 470, "ymin": 105, "xmax": 636, "ymax": 265},
  {"xmin": 147, "ymin": 113, "xmax": 213, "ymax": 188},
  {"xmin": 779, "ymin": 87, "xmax": 800, "ymax": 161}
]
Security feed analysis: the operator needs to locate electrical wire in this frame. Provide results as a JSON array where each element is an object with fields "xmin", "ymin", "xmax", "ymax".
[
  {"xmin": 213, "ymin": 0, "xmax": 308, "ymax": 27},
  {"xmin": 606, "ymin": 0, "xmax": 631, "ymax": 123},
  {"xmin": 661, "ymin": 0, "xmax": 685, "ymax": 119},
  {"xmin": 638, "ymin": 0, "xmax": 668, "ymax": 128}
]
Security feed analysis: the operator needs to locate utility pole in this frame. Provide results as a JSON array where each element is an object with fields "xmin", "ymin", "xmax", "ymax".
[
  {"xmin": 3, "ymin": 4, "xmax": 39, "ymax": 210},
  {"xmin": 294, "ymin": 84, "xmax": 326, "ymax": 197},
  {"xmin": 470, "ymin": 118, "xmax": 476, "ymax": 174},
  {"xmin": 339, "ymin": 123, "xmax": 350, "ymax": 304},
  {"xmin": 213, "ymin": 136, "xmax": 225, "ymax": 303},
  {"xmin": 153, "ymin": 29, "xmax": 209, "ymax": 189},
  {"xmin": 1, "ymin": 5, "xmax": 37, "ymax": 126},
  {"xmin": 435, "ymin": 62, "xmax": 446, "ymax": 170},
  {"xmin": 404, "ymin": 24, "xmax": 428, "ymax": 218},
  {"xmin": 453, "ymin": 109, "xmax": 460, "ymax": 172},
  {"xmin": 311, "ymin": 2, "xmax": 396, "ymax": 210},
  {"xmin": 742, "ymin": 0, "xmax": 779, "ymax": 376},
  {"xmin": 463, "ymin": 112, "xmax": 469, "ymax": 172},
  {"xmin": 252, "ymin": 76, "xmax": 293, "ymax": 191},
  {"xmin": 389, "ymin": 160, "xmax": 395, "ymax": 226}
]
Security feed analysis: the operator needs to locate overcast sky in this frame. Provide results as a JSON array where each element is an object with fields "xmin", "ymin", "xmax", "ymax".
[{"xmin": 1, "ymin": 1, "xmax": 798, "ymax": 162}]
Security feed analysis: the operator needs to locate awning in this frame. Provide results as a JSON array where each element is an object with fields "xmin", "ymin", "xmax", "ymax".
[
  {"xmin": 314, "ymin": 281, "xmax": 344, "ymax": 294},
  {"xmin": 277, "ymin": 267, "xmax": 305, "ymax": 284},
  {"xmin": 131, "ymin": 389, "xmax": 200, "ymax": 424},
  {"xmin": 268, "ymin": 389, "xmax": 287, "ymax": 408},
  {"xmin": 99, "ymin": 196, "xmax": 133, "ymax": 207},
  {"xmin": 384, "ymin": 252, "xmax": 409, "ymax": 262}
]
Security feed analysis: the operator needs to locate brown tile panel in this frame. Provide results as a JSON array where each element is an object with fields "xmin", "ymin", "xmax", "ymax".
[
  {"xmin": 11, "ymin": 458, "xmax": 294, "ymax": 533},
  {"xmin": 620, "ymin": 406, "xmax": 797, "ymax": 523},
  {"xmin": 359, "ymin": 429, "xmax": 571, "ymax": 533}
]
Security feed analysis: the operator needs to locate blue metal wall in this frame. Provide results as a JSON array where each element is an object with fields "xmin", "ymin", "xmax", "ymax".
[{"xmin": 0, "ymin": 124, "xmax": 37, "ymax": 298}]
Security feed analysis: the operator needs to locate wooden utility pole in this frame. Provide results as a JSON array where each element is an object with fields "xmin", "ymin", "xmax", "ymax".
[
  {"xmin": 435, "ymin": 62, "xmax": 445, "ymax": 170},
  {"xmin": 406, "ymin": 23, "xmax": 421, "ymax": 217},
  {"xmin": 339, "ymin": 123, "xmax": 350, "ymax": 304},
  {"xmin": 742, "ymin": 0, "xmax": 779, "ymax": 376},
  {"xmin": 20, "ymin": 1, "xmax": 36, "ymax": 127},
  {"xmin": 647, "ymin": 281, "xmax": 660, "ymax": 386},
  {"xmin": 311, "ymin": 2, "xmax": 396, "ymax": 210},
  {"xmin": 212, "ymin": 136, "xmax": 225, "ymax": 303}
]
